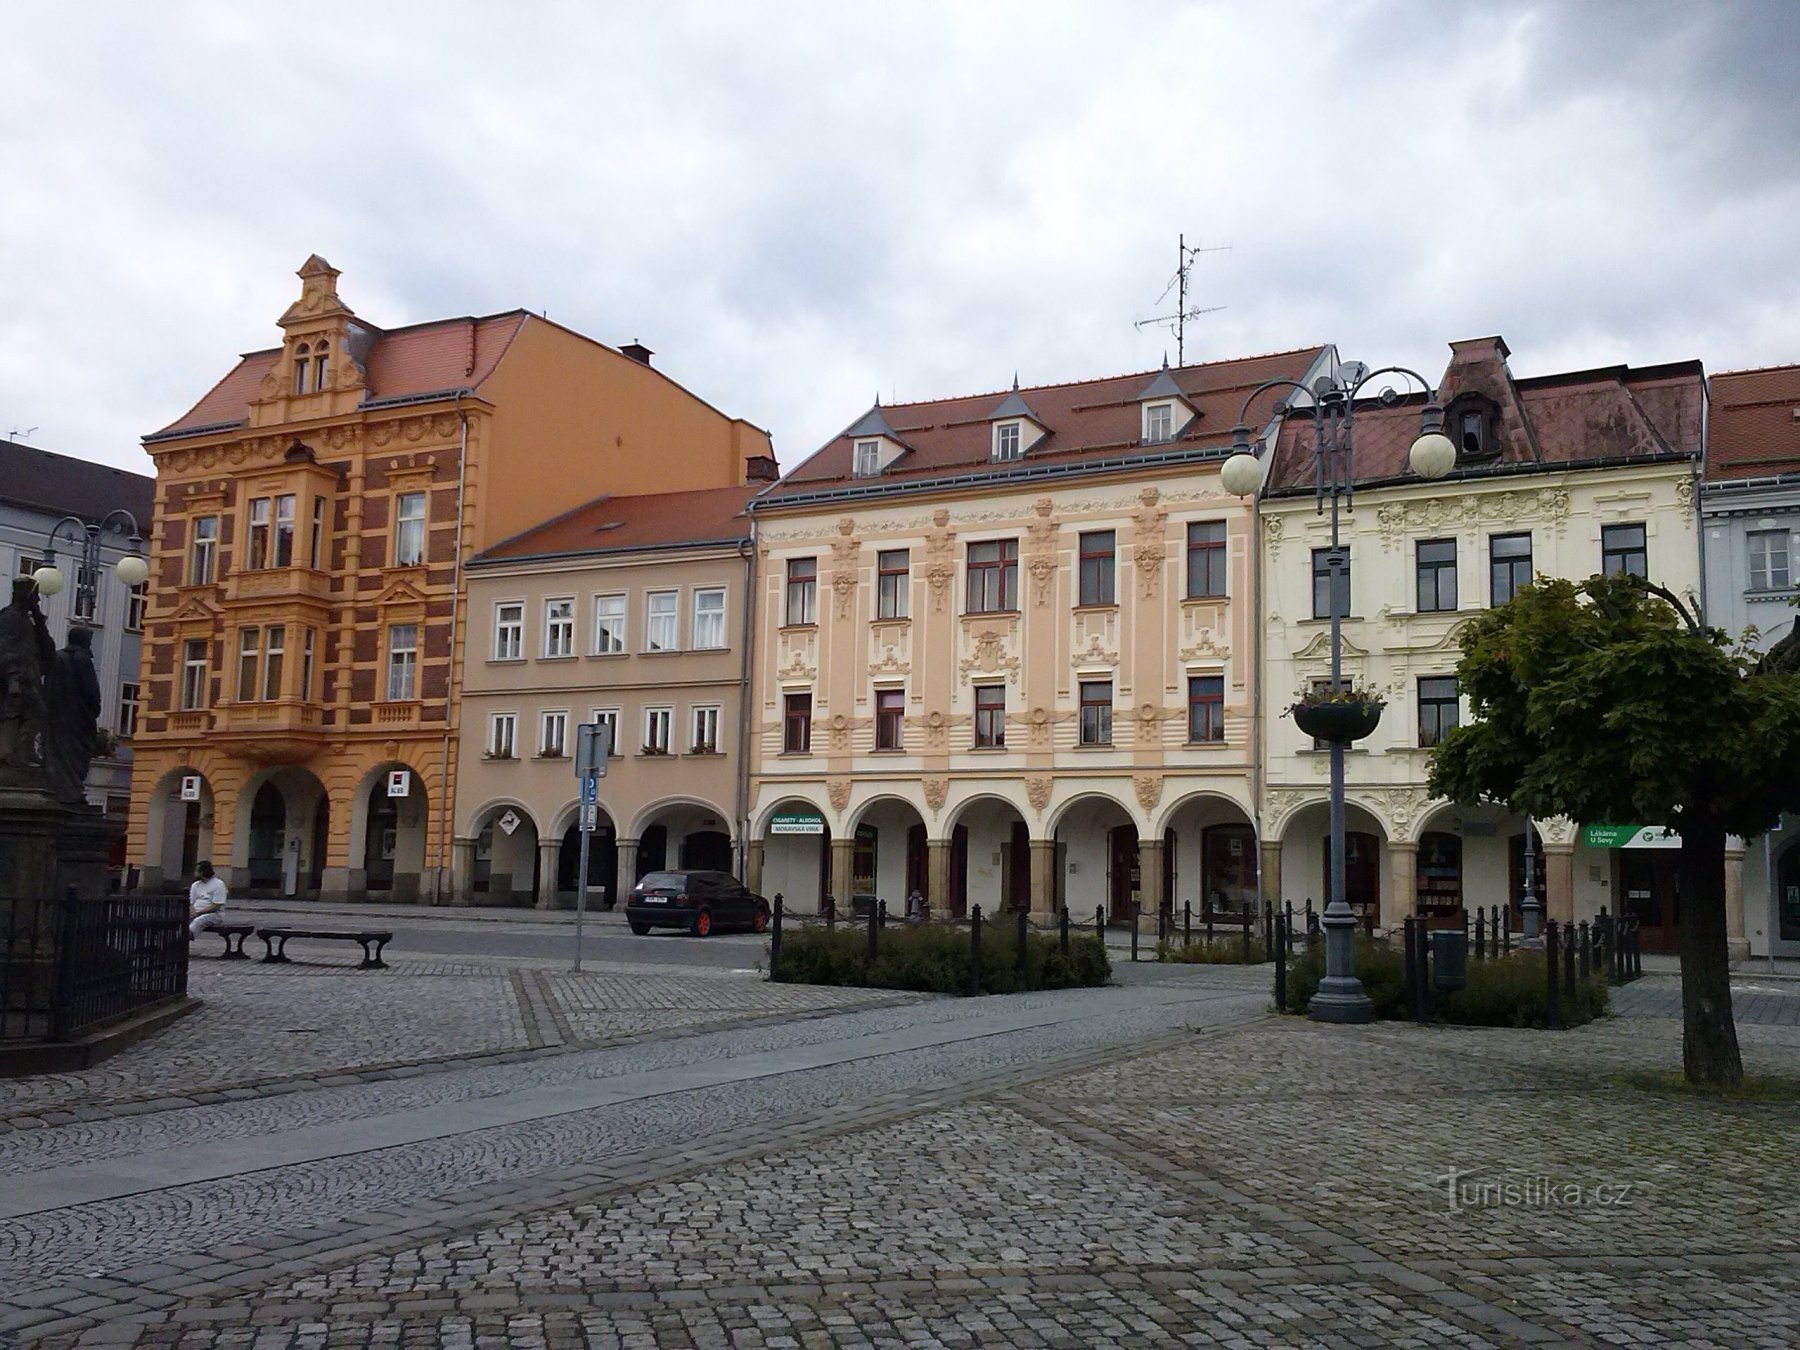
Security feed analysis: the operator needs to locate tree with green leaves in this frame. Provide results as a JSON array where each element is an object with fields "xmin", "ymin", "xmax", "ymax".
[{"xmin": 1428, "ymin": 574, "xmax": 1800, "ymax": 1088}]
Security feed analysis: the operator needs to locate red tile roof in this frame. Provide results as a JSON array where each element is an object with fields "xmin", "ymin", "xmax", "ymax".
[
  {"xmin": 1706, "ymin": 363, "xmax": 1800, "ymax": 482},
  {"xmin": 1263, "ymin": 342, "xmax": 1703, "ymax": 492},
  {"xmin": 760, "ymin": 347, "xmax": 1329, "ymax": 501},
  {"xmin": 474, "ymin": 484, "xmax": 756, "ymax": 563},
  {"xmin": 154, "ymin": 313, "xmax": 530, "ymax": 436}
]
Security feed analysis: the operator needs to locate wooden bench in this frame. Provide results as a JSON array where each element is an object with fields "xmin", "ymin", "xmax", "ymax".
[
  {"xmin": 256, "ymin": 927, "xmax": 393, "ymax": 969},
  {"xmin": 209, "ymin": 923, "xmax": 256, "ymax": 959}
]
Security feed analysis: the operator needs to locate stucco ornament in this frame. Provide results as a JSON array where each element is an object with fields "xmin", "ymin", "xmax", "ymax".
[
  {"xmin": 1365, "ymin": 786, "xmax": 1428, "ymax": 834},
  {"xmin": 1134, "ymin": 542, "xmax": 1165, "ymax": 598},
  {"xmin": 1180, "ymin": 627, "xmax": 1230, "ymax": 662},
  {"xmin": 827, "ymin": 778, "xmax": 851, "ymax": 813},
  {"xmin": 1075, "ymin": 632, "xmax": 1119, "ymax": 668},
  {"xmin": 1028, "ymin": 555, "xmax": 1057, "ymax": 606},
  {"xmin": 1133, "ymin": 773, "xmax": 1163, "ymax": 813},
  {"xmin": 1025, "ymin": 776, "xmax": 1052, "ymax": 814},
  {"xmin": 1028, "ymin": 705, "xmax": 1053, "ymax": 747},
  {"xmin": 959, "ymin": 627, "xmax": 1020, "ymax": 686},
  {"xmin": 925, "ymin": 709, "xmax": 948, "ymax": 748},
  {"xmin": 832, "ymin": 569, "xmax": 857, "ymax": 620},
  {"xmin": 922, "ymin": 776, "xmax": 949, "ymax": 812},
  {"xmin": 1537, "ymin": 815, "xmax": 1579, "ymax": 847}
]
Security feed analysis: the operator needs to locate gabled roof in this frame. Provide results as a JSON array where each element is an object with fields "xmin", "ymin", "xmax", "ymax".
[
  {"xmin": 152, "ymin": 311, "xmax": 532, "ymax": 438},
  {"xmin": 762, "ymin": 346, "xmax": 1327, "ymax": 502},
  {"xmin": 1135, "ymin": 368, "xmax": 1190, "ymax": 403},
  {"xmin": 989, "ymin": 388, "xmax": 1039, "ymax": 422},
  {"xmin": 1706, "ymin": 363, "xmax": 1800, "ymax": 483},
  {"xmin": 845, "ymin": 404, "xmax": 906, "ymax": 443},
  {"xmin": 474, "ymin": 484, "xmax": 756, "ymax": 563},
  {"xmin": 0, "ymin": 437, "xmax": 155, "ymax": 526},
  {"xmin": 1262, "ymin": 340, "xmax": 1703, "ymax": 493}
]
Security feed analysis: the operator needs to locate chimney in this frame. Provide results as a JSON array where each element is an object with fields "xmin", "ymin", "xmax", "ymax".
[
  {"xmin": 744, "ymin": 454, "xmax": 780, "ymax": 483},
  {"xmin": 620, "ymin": 340, "xmax": 654, "ymax": 366}
]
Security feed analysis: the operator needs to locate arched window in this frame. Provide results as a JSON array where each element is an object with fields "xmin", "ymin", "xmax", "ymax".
[
  {"xmin": 313, "ymin": 340, "xmax": 329, "ymax": 391},
  {"xmin": 293, "ymin": 343, "xmax": 310, "ymax": 394}
]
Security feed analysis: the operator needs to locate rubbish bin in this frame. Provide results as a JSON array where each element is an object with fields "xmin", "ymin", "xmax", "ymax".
[{"xmin": 1430, "ymin": 928, "xmax": 1468, "ymax": 993}]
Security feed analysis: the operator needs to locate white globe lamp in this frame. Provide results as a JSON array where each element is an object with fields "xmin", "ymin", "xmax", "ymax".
[
  {"xmin": 1409, "ymin": 431, "xmax": 1457, "ymax": 480},
  {"xmin": 32, "ymin": 565, "xmax": 64, "ymax": 597},
  {"xmin": 1220, "ymin": 451, "xmax": 1265, "ymax": 498},
  {"xmin": 115, "ymin": 553, "xmax": 150, "ymax": 587}
]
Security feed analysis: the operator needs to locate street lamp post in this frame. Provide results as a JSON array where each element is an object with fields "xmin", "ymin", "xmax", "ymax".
[
  {"xmin": 33, "ymin": 510, "xmax": 150, "ymax": 618},
  {"xmin": 1223, "ymin": 367, "xmax": 1456, "ymax": 1022}
]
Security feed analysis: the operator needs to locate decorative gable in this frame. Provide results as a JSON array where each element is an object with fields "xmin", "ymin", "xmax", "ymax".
[
  {"xmin": 251, "ymin": 255, "xmax": 370, "ymax": 427},
  {"xmin": 1135, "ymin": 368, "xmax": 1197, "ymax": 444}
]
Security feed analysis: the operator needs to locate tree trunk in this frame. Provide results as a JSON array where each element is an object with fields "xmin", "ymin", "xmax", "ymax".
[{"xmin": 1675, "ymin": 815, "xmax": 1744, "ymax": 1089}]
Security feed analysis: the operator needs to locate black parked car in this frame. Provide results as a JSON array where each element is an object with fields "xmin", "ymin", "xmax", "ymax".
[{"xmin": 626, "ymin": 870, "xmax": 770, "ymax": 937}]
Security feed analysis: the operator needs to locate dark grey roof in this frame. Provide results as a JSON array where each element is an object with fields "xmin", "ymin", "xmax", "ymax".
[
  {"xmin": 0, "ymin": 438, "xmax": 155, "ymax": 528},
  {"xmin": 1135, "ymin": 369, "xmax": 1188, "ymax": 402},
  {"xmin": 846, "ymin": 404, "xmax": 904, "ymax": 441},
  {"xmin": 989, "ymin": 389, "xmax": 1040, "ymax": 422}
]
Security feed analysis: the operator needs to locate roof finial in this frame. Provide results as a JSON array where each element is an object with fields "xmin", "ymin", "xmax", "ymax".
[
  {"xmin": 873, "ymin": 391, "xmax": 881, "ymax": 407},
  {"xmin": 1012, "ymin": 371, "xmax": 1020, "ymax": 391},
  {"xmin": 1162, "ymin": 351, "xmax": 1170, "ymax": 370}
]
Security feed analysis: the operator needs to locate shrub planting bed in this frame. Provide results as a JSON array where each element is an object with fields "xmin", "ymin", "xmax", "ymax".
[
  {"xmin": 773, "ymin": 922, "xmax": 1110, "ymax": 995},
  {"xmin": 1157, "ymin": 937, "xmax": 1268, "ymax": 965}
]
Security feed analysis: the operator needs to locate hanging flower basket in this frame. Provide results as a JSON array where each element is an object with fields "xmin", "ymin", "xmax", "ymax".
[{"xmin": 1290, "ymin": 684, "xmax": 1385, "ymax": 743}]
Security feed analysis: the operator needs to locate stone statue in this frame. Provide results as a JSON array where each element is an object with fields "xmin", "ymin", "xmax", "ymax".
[
  {"xmin": 0, "ymin": 577, "xmax": 55, "ymax": 783},
  {"xmin": 44, "ymin": 625, "xmax": 103, "ymax": 804}
]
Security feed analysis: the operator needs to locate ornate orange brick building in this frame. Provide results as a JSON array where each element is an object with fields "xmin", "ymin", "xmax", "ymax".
[{"xmin": 130, "ymin": 257, "xmax": 770, "ymax": 901}]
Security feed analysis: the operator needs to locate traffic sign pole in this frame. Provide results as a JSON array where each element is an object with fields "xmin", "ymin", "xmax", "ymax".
[{"xmin": 572, "ymin": 722, "xmax": 611, "ymax": 974}]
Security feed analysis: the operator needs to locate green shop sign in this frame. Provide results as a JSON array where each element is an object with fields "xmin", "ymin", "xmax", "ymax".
[
  {"xmin": 768, "ymin": 811, "xmax": 826, "ymax": 835},
  {"xmin": 1582, "ymin": 824, "xmax": 1681, "ymax": 850}
]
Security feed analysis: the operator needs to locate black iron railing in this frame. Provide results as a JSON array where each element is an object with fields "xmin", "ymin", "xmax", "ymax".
[{"xmin": 1, "ymin": 889, "xmax": 189, "ymax": 1042}]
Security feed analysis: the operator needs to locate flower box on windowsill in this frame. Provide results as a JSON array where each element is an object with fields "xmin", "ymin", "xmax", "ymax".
[
  {"xmin": 483, "ymin": 751, "xmax": 516, "ymax": 762},
  {"xmin": 688, "ymin": 744, "xmax": 719, "ymax": 756},
  {"xmin": 535, "ymin": 750, "xmax": 567, "ymax": 760},
  {"xmin": 639, "ymin": 746, "xmax": 671, "ymax": 757}
]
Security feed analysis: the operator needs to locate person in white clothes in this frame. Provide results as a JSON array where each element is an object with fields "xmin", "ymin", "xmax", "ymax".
[{"xmin": 188, "ymin": 861, "xmax": 228, "ymax": 940}]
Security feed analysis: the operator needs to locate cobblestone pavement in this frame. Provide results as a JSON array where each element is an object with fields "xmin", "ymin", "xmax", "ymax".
[
  {"xmin": 1, "ymin": 959, "xmax": 1796, "ymax": 1346},
  {"xmin": 1611, "ymin": 973, "xmax": 1800, "ymax": 1024}
]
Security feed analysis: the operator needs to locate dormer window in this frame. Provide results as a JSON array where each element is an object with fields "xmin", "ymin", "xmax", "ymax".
[
  {"xmin": 293, "ymin": 343, "xmax": 310, "ymax": 394},
  {"xmin": 994, "ymin": 422, "xmax": 1022, "ymax": 461},
  {"xmin": 1447, "ymin": 395, "xmax": 1502, "ymax": 463},
  {"xmin": 1144, "ymin": 402, "xmax": 1174, "ymax": 444},
  {"xmin": 1460, "ymin": 411, "xmax": 1484, "ymax": 455},
  {"xmin": 854, "ymin": 439, "xmax": 881, "ymax": 477}
]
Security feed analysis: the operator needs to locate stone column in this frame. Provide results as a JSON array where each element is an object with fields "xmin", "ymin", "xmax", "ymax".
[
  {"xmin": 450, "ymin": 836, "xmax": 478, "ymax": 906},
  {"xmin": 1029, "ymin": 839, "xmax": 1057, "ymax": 924},
  {"xmin": 928, "ymin": 838, "xmax": 952, "ymax": 920},
  {"xmin": 1726, "ymin": 840, "xmax": 1749, "ymax": 961},
  {"xmin": 1136, "ymin": 837, "xmax": 1164, "ymax": 936},
  {"xmin": 745, "ymin": 839, "xmax": 765, "ymax": 895},
  {"xmin": 536, "ymin": 839, "xmax": 561, "ymax": 910},
  {"xmin": 1382, "ymin": 840, "xmax": 1416, "ymax": 935},
  {"xmin": 1544, "ymin": 844, "xmax": 1576, "ymax": 926},
  {"xmin": 615, "ymin": 837, "xmax": 640, "ymax": 897},
  {"xmin": 829, "ymin": 837, "xmax": 854, "ymax": 912}
]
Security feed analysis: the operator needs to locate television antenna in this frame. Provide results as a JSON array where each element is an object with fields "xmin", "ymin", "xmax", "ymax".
[
  {"xmin": 8, "ymin": 424, "xmax": 38, "ymax": 442},
  {"xmin": 1135, "ymin": 233, "xmax": 1230, "ymax": 367}
]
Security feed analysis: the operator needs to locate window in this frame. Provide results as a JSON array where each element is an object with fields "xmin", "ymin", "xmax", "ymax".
[
  {"xmin": 965, "ymin": 538, "xmax": 1018, "ymax": 613},
  {"xmin": 313, "ymin": 340, "xmax": 329, "ymax": 392},
  {"xmin": 181, "ymin": 640, "xmax": 208, "ymax": 710},
  {"xmin": 994, "ymin": 422, "xmax": 1022, "ymax": 461},
  {"xmin": 693, "ymin": 589, "xmax": 726, "ymax": 649},
  {"xmin": 1079, "ymin": 680, "xmax": 1113, "ymax": 745},
  {"xmin": 488, "ymin": 712, "xmax": 517, "ymax": 759},
  {"xmin": 877, "ymin": 549, "xmax": 909, "ymax": 619},
  {"xmin": 386, "ymin": 624, "xmax": 418, "ymax": 701},
  {"xmin": 293, "ymin": 343, "xmax": 310, "ymax": 394},
  {"xmin": 589, "ymin": 708, "xmax": 620, "ymax": 756},
  {"xmin": 1416, "ymin": 538, "xmax": 1457, "ymax": 613},
  {"xmin": 274, "ymin": 494, "xmax": 295, "ymax": 567},
  {"xmin": 125, "ymin": 583, "xmax": 147, "ymax": 632},
  {"xmin": 493, "ymin": 602, "xmax": 523, "ymax": 661},
  {"xmin": 118, "ymin": 682, "xmax": 139, "ymax": 738},
  {"xmin": 1312, "ymin": 547, "xmax": 1350, "ymax": 620},
  {"xmin": 301, "ymin": 630, "xmax": 316, "ymax": 701},
  {"xmin": 247, "ymin": 495, "xmax": 295, "ymax": 569},
  {"xmin": 247, "ymin": 498, "xmax": 270, "ymax": 570},
  {"xmin": 1144, "ymin": 402, "xmax": 1174, "ymax": 444},
  {"xmin": 1186, "ymin": 521, "xmax": 1226, "ymax": 599},
  {"xmin": 783, "ymin": 692, "xmax": 812, "ymax": 753},
  {"xmin": 1418, "ymin": 676, "xmax": 1460, "ymax": 748},
  {"xmin": 1749, "ymin": 530, "xmax": 1792, "ymax": 591},
  {"xmin": 786, "ymin": 558, "xmax": 817, "ymax": 626},
  {"xmin": 1460, "ymin": 409, "xmax": 1486, "ymax": 456},
  {"xmin": 974, "ymin": 684, "xmax": 1006, "ymax": 748},
  {"xmin": 875, "ymin": 688, "xmax": 905, "ymax": 750},
  {"xmin": 1490, "ymin": 533, "xmax": 1532, "ymax": 605},
  {"xmin": 236, "ymin": 627, "xmax": 260, "ymax": 702},
  {"xmin": 394, "ymin": 492, "xmax": 426, "ymax": 567},
  {"xmin": 544, "ymin": 599, "xmax": 574, "ymax": 658},
  {"xmin": 73, "ymin": 582, "xmax": 97, "ymax": 624},
  {"xmin": 310, "ymin": 496, "xmax": 327, "ymax": 568},
  {"xmin": 189, "ymin": 516, "xmax": 218, "ymax": 585},
  {"xmin": 262, "ymin": 625, "xmax": 285, "ymax": 701},
  {"xmin": 1078, "ymin": 530, "xmax": 1116, "ymax": 606},
  {"xmin": 594, "ymin": 594, "xmax": 626, "ymax": 653},
  {"xmin": 854, "ymin": 439, "xmax": 881, "ymax": 476},
  {"xmin": 647, "ymin": 590, "xmax": 678, "ymax": 651},
  {"xmin": 1601, "ymin": 523, "xmax": 1647, "ymax": 579},
  {"xmin": 1187, "ymin": 676, "xmax": 1225, "ymax": 743},
  {"xmin": 540, "ymin": 710, "xmax": 568, "ymax": 758},
  {"xmin": 643, "ymin": 706, "xmax": 672, "ymax": 754},
  {"xmin": 691, "ymin": 704, "xmax": 721, "ymax": 753}
]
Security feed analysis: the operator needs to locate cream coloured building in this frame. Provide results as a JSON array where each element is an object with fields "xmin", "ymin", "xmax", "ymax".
[
  {"xmin": 454, "ymin": 484, "xmax": 763, "ymax": 906},
  {"xmin": 1254, "ymin": 337, "xmax": 1723, "ymax": 951},
  {"xmin": 745, "ymin": 349, "xmax": 1327, "ymax": 921}
]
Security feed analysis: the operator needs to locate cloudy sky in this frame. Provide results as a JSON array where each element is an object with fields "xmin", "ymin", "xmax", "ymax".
[{"xmin": 3, "ymin": 0, "xmax": 1797, "ymax": 478}]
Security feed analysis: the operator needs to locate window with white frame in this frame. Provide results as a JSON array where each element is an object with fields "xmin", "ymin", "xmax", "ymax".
[
  {"xmin": 692, "ymin": 588, "xmax": 726, "ymax": 649},
  {"xmin": 394, "ymin": 491, "xmax": 426, "ymax": 567},
  {"xmin": 589, "ymin": 708, "xmax": 620, "ymax": 757},
  {"xmin": 488, "ymin": 712, "xmax": 517, "ymax": 759},
  {"xmin": 125, "ymin": 582, "xmax": 147, "ymax": 632},
  {"xmin": 1144, "ymin": 402, "xmax": 1174, "ymax": 444},
  {"xmin": 262, "ymin": 625, "xmax": 286, "ymax": 702},
  {"xmin": 189, "ymin": 516, "xmax": 218, "ymax": 585},
  {"xmin": 854, "ymin": 439, "xmax": 881, "ymax": 476},
  {"xmin": 493, "ymin": 602, "xmax": 523, "ymax": 660},
  {"xmin": 1749, "ymin": 530, "xmax": 1792, "ymax": 591},
  {"xmin": 118, "ymin": 682, "xmax": 140, "ymax": 738},
  {"xmin": 594, "ymin": 594, "xmax": 626, "ymax": 654},
  {"xmin": 236, "ymin": 626, "xmax": 260, "ymax": 702},
  {"xmin": 643, "ymin": 706, "xmax": 672, "ymax": 754},
  {"xmin": 993, "ymin": 422, "xmax": 1022, "ymax": 461},
  {"xmin": 386, "ymin": 624, "xmax": 418, "ymax": 701},
  {"xmin": 310, "ymin": 496, "xmax": 327, "ymax": 568},
  {"xmin": 691, "ymin": 704, "xmax": 721, "ymax": 753},
  {"xmin": 539, "ymin": 710, "xmax": 568, "ymax": 757},
  {"xmin": 646, "ymin": 590, "xmax": 678, "ymax": 651},
  {"xmin": 181, "ymin": 640, "xmax": 208, "ymax": 710},
  {"xmin": 301, "ymin": 629, "xmax": 316, "ymax": 701},
  {"xmin": 544, "ymin": 598, "xmax": 575, "ymax": 658}
]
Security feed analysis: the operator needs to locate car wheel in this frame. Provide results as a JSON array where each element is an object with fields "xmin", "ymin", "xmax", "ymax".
[
  {"xmin": 752, "ymin": 903, "xmax": 770, "ymax": 934},
  {"xmin": 692, "ymin": 908, "xmax": 712, "ymax": 937},
  {"xmin": 629, "ymin": 920, "xmax": 650, "ymax": 936}
]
